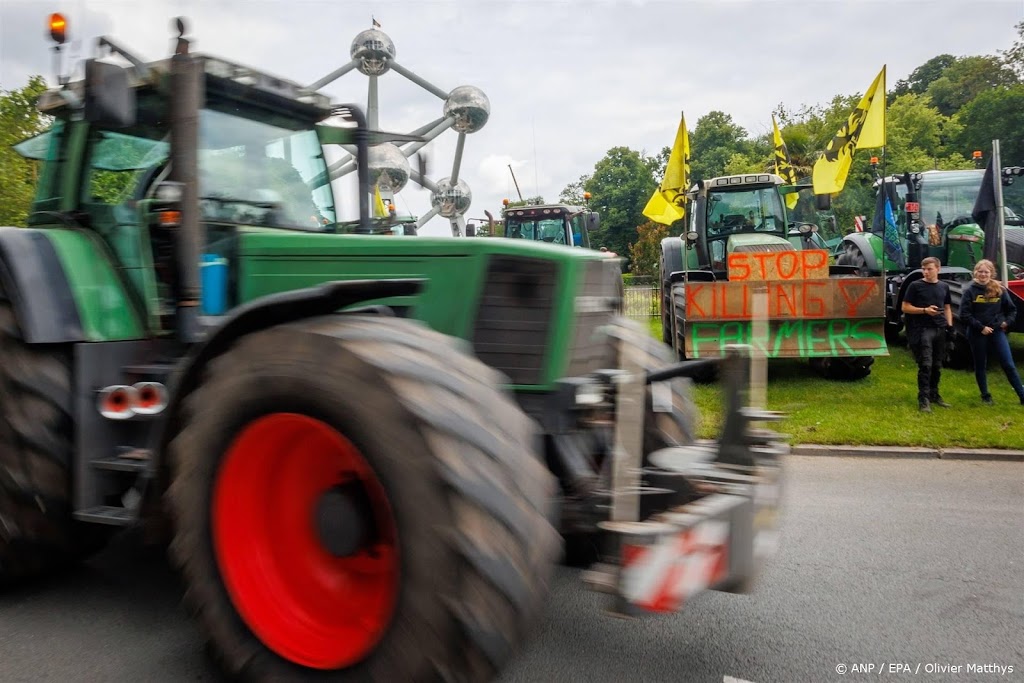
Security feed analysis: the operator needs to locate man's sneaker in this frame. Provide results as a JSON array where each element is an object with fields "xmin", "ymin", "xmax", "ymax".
[
  {"xmin": 982, "ymin": 396, "xmax": 994, "ymax": 405},
  {"xmin": 931, "ymin": 397, "xmax": 952, "ymax": 408},
  {"xmin": 919, "ymin": 399, "xmax": 932, "ymax": 413}
]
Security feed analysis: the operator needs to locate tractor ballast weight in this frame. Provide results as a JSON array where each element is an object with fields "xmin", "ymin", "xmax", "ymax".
[
  {"xmin": 0, "ymin": 18, "xmax": 784, "ymax": 681},
  {"xmin": 659, "ymin": 173, "xmax": 886, "ymax": 381}
]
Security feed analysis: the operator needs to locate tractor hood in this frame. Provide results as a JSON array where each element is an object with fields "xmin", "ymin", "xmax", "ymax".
[
  {"xmin": 226, "ymin": 230, "xmax": 624, "ymax": 388},
  {"xmin": 726, "ymin": 233, "xmax": 793, "ymax": 253}
]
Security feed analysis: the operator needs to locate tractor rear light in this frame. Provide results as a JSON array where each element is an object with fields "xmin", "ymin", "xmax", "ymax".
[
  {"xmin": 132, "ymin": 382, "xmax": 168, "ymax": 415},
  {"xmin": 49, "ymin": 13, "xmax": 67, "ymax": 44},
  {"xmin": 98, "ymin": 385, "xmax": 138, "ymax": 420},
  {"xmin": 158, "ymin": 210, "xmax": 181, "ymax": 227}
]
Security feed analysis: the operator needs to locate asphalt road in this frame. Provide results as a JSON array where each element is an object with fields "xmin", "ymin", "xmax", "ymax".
[{"xmin": 1, "ymin": 455, "xmax": 1021, "ymax": 683}]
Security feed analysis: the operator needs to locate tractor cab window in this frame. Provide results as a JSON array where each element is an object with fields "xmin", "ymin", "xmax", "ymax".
[
  {"xmin": 198, "ymin": 107, "xmax": 336, "ymax": 231},
  {"xmin": 706, "ymin": 187, "xmax": 785, "ymax": 236},
  {"xmin": 84, "ymin": 131, "xmax": 169, "ymax": 210},
  {"xmin": 16, "ymin": 121, "xmax": 72, "ymax": 217},
  {"xmin": 568, "ymin": 214, "xmax": 589, "ymax": 248},
  {"xmin": 917, "ymin": 171, "xmax": 982, "ymax": 229},
  {"xmin": 506, "ymin": 217, "xmax": 567, "ymax": 244},
  {"xmin": 1003, "ymin": 176, "xmax": 1024, "ymax": 226}
]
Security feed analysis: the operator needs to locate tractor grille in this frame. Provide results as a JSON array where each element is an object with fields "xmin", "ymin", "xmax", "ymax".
[
  {"xmin": 472, "ymin": 256, "xmax": 558, "ymax": 385},
  {"xmin": 566, "ymin": 259, "xmax": 620, "ymax": 377}
]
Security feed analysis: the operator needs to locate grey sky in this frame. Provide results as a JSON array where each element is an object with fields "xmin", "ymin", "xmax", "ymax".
[{"xmin": 2, "ymin": 0, "xmax": 1021, "ymax": 235}]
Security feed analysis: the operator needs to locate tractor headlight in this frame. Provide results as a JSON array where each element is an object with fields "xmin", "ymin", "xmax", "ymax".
[
  {"xmin": 575, "ymin": 381, "xmax": 605, "ymax": 407},
  {"xmin": 154, "ymin": 181, "xmax": 184, "ymax": 204}
]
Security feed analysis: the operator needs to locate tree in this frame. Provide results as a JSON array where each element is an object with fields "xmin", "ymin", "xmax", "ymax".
[
  {"xmin": 955, "ymin": 84, "xmax": 1024, "ymax": 164},
  {"xmin": 0, "ymin": 76, "xmax": 50, "ymax": 226},
  {"xmin": 891, "ymin": 54, "xmax": 956, "ymax": 99},
  {"xmin": 1000, "ymin": 20, "xmax": 1024, "ymax": 78},
  {"xmin": 559, "ymin": 176, "xmax": 589, "ymax": 205},
  {"xmin": 926, "ymin": 55, "xmax": 1019, "ymax": 116},
  {"xmin": 572, "ymin": 146, "xmax": 656, "ymax": 262},
  {"xmin": 689, "ymin": 111, "xmax": 748, "ymax": 181},
  {"xmin": 628, "ymin": 222, "xmax": 668, "ymax": 277}
]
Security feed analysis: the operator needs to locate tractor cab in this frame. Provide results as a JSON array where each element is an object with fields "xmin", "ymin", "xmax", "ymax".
[
  {"xmin": 500, "ymin": 202, "xmax": 598, "ymax": 248},
  {"xmin": 683, "ymin": 174, "xmax": 824, "ymax": 274},
  {"xmin": 20, "ymin": 43, "xmax": 358, "ymax": 335}
]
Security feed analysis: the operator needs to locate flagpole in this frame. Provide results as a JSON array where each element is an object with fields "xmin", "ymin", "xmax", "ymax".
[{"xmin": 992, "ymin": 140, "xmax": 1009, "ymax": 283}]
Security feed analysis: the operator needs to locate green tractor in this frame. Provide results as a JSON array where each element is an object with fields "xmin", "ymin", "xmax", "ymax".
[
  {"xmin": 1, "ymin": 17, "xmax": 785, "ymax": 681},
  {"xmin": 833, "ymin": 168, "xmax": 1024, "ymax": 364},
  {"xmin": 659, "ymin": 173, "xmax": 887, "ymax": 381},
  {"xmin": 489, "ymin": 199, "xmax": 601, "ymax": 249}
]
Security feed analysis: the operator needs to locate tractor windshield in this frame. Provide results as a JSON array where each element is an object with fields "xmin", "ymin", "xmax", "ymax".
[
  {"xmin": 917, "ymin": 170, "xmax": 983, "ymax": 229},
  {"xmin": 505, "ymin": 217, "xmax": 569, "ymax": 244},
  {"xmin": 706, "ymin": 186, "xmax": 786, "ymax": 236},
  {"xmin": 1002, "ymin": 176, "xmax": 1024, "ymax": 226},
  {"xmin": 198, "ymin": 107, "xmax": 336, "ymax": 231}
]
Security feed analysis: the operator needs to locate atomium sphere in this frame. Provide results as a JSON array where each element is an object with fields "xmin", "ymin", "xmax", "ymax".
[
  {"xmin": 431, "ymin": 178, "xmax": 472, "ymax": 218},
  {"xmin": 351, "ymin": 29, "xmax": 396, "ymax": 76},
  {"xmin": 368, "ymin": 143, "xmax": 411, "ymax": 193},
  {"xmin": 443, "ymin": 86, "xmax": 490, "ymax": 134}
]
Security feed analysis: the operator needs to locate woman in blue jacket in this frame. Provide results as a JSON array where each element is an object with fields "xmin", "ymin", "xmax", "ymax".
[{"xmin": 959, "ymin": 259, "xmax": 1024, "ymax": 406}]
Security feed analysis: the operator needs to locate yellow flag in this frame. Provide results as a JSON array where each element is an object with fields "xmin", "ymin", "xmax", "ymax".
[
  {"xmin": 373, "ymin": 184, "xmax": 388, "ymax": 218},
  {"xmin": 643, "ymin": 113, "xmax": 690, "ymax": 225},
  {"xmin": 812, "ymin": 65, "xmax": 886, "ymax": 196},
  {"xmin": 772, "ymin": 115, "xmax": 799, "ymax": 210}
]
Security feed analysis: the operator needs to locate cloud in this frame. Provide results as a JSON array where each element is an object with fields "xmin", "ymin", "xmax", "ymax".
[{"xmin": 3, "ymin": 0, "xmax": 1021, "ymax": 235}]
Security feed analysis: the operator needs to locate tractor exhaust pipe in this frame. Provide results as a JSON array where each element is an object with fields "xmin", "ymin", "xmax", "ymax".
[{"xmin": 169, "ymin": 38, "xmax": 204, "ymax": 342}]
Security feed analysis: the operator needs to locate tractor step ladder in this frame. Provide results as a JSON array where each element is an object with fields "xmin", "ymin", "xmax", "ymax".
[{"xmin": 73, "ymin": 448, "xmax": 152, "ymax": 526}]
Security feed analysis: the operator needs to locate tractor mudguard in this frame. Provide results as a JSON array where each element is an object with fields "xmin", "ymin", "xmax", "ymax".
[
  {"xmin": 154, "ymin": 278, "xmax": 424, "ymax": 458},
  {"xmin": 0, "ymin": 227, "xmax": 83, "ymax": 343},
  {"xmin": 840, "ymin": 233, "xmax": 881, "ymax": 273}
]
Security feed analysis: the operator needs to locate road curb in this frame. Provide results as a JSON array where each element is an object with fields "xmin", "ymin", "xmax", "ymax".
[{"xmin": 790, "ymin": 444, "xmax": 1024, "ymax": 462}]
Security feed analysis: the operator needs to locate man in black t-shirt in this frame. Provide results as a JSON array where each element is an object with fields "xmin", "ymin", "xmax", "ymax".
[{"xmin": 901, "ymin": 257, "xmax": 954, "ymax": 412}]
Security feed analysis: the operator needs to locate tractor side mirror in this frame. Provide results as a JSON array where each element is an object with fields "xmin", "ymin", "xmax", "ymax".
[
  {"xmin": 814, "ymin": 193, "xmax": 832, "ymax": 211},
  {"xmin": 84, "ymin": 59, "xmax": 136, "ymax": 128},
  {"xmin": 586, "ymin": 211, "xmax": 600, "ymax": 232}
]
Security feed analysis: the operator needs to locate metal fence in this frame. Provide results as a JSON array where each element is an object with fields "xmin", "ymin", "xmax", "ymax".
[{"xmin": 623, "ymin": 276, "xmax": 659, "ymax": 320}]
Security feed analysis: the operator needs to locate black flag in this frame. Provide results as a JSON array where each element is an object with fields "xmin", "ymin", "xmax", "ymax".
[{"xmin": 971, "ymin": 156, "xmax": 1000, "ymax": 263}]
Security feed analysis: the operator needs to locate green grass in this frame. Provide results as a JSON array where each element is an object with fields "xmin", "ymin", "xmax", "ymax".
[{"xmin": 641, "ymin": 316, "xmax": 1024, "ymax": 450}]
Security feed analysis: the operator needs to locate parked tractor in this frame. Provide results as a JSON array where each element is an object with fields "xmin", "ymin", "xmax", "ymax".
[
  {"xmin": 0, "ymin": 17, "xmax": 785, "ymax": 681},
  {"xmin": 659, "ymin": 173, "xmax": 886, "ymax": 381},
  {"xmin": 833, "ymin": 168, "xmax": 1024, "ymax": 364},
  {"xmin": 489, "ymin": 199, "xmax": 599, "ymax": 248}
]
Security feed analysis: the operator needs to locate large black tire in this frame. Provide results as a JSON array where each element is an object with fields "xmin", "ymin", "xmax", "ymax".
[
  {"xmin": 0, "ymin": 283, "xmax": 95, "ymax": 584},
  {"xmin": 669, "ymin": 282, "xmax": 717, "ymax": 383},
  {"xmin": 608, "ymin": 317, "xmax": 698, "ymax": 450},
  {"xmin": 563, "ymin": 318, "xmax": 699, "ymax": 565},
  {"xmin": 659, "ymin": 239, "xmax": 684, "ymax": 345},
  {"xmin": 167, "ymin": 315, "xmax": 560, "ymax": 681},
  {"xmin": 836, "ymin": 242, "xmax": 871, "ymax": 276},
  {"xmin": 884, "ymin": 321, "xmax": 902, "ymax": 346},
  {"xmin": 808, "ymin": 356, "xmax": 874, "ymax": 381},
  {"xmin": 944, "ymin": 279, "xmax": 972, "ymax": 369}
]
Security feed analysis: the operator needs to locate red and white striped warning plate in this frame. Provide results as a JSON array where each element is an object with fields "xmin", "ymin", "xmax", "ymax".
[{"xmin": 619, "ymin": 519, "xmax": 730, "ymax": 612}]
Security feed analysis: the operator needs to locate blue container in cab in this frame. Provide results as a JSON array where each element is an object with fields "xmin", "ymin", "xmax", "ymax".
[{"xmin": 201, "ymin": 254, "xmax": 229, "ymax": 316}]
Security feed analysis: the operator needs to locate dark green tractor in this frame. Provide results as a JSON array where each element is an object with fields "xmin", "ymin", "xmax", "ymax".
[
  {"xmin": 0, "ymin": 18, "xmax": 784, "ymax": 681},
  {"xmin": 659, "ymin": 173, "xmax": 886, "ymax": 382},
  {"xmin": 833, "ymin": 168, "xmax": 1024, "ymax": 365}
]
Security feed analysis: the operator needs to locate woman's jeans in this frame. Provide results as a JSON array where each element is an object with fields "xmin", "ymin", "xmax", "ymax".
[{"xmin": 967, "ymin": 329, "xmax": 1024, "ymax": 401}]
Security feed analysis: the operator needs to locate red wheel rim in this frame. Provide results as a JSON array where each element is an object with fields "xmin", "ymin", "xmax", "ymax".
[{"xmin": 212, "ymin": 413, "xmax": 399, "ymax": 669}]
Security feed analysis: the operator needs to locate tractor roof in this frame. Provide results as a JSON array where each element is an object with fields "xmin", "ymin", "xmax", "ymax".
[{"xmin": 37, "ymin": 54, "xmax": 332, "ymax": 120}]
